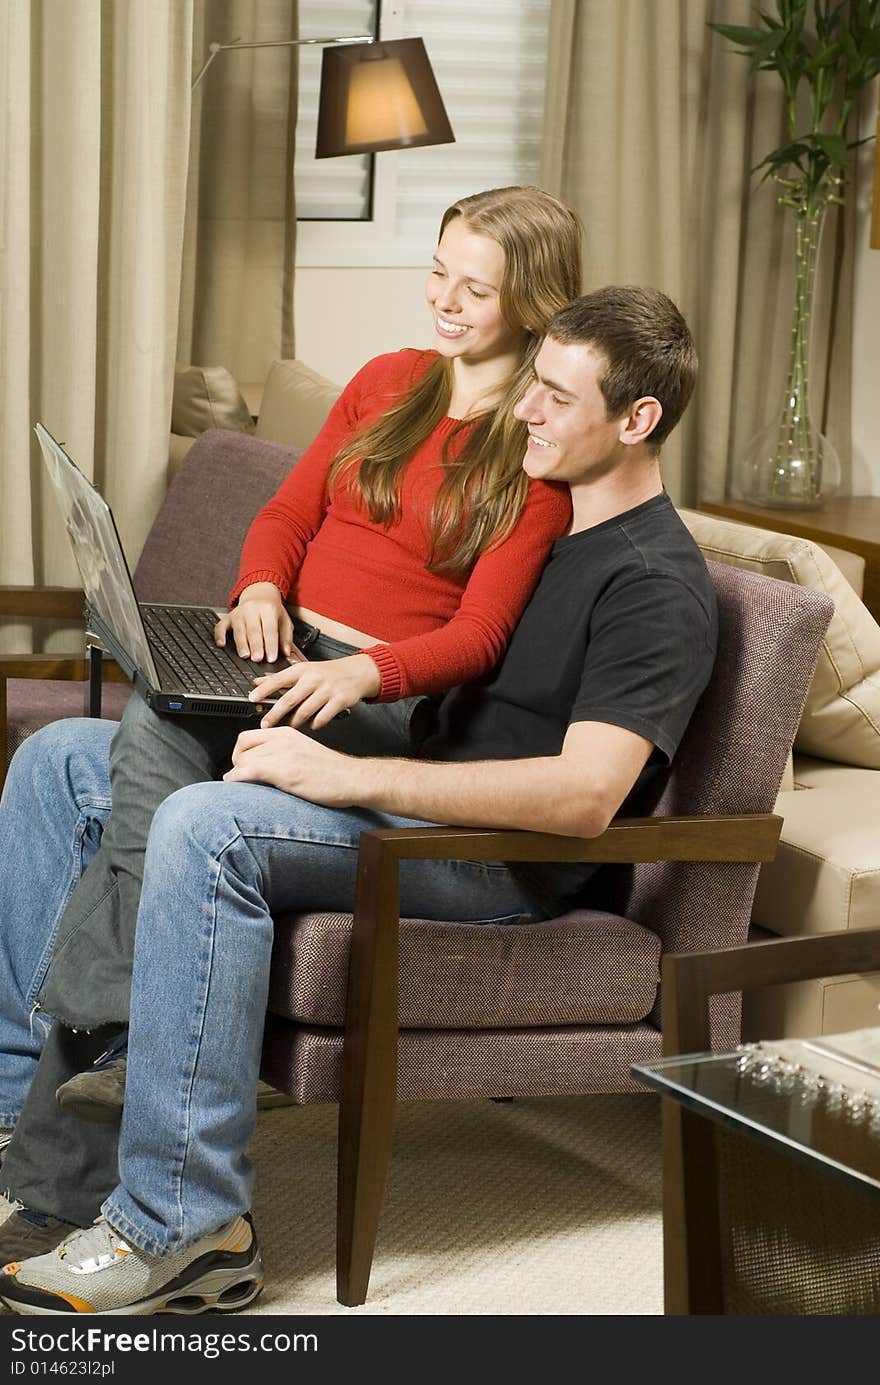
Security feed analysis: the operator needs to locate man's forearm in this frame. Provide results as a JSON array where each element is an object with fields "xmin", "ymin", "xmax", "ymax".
[
  {"xmin": 225, "ymin": 721, "xmax": 652, "ymax": 838},
  {"xmin": 352, "ymin": 754, "xmax": 607, "ymax": 839}
]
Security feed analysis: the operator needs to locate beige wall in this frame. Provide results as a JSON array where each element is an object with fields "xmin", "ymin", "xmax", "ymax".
[{"xmin": 294, "ymin": 268, "xmax": 431, "ymax": 388}]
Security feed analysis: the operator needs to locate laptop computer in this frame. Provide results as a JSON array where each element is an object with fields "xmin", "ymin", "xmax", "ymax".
[{"xmin": 35, "ymin": 422, "xmax": 302, "ymax": 717}]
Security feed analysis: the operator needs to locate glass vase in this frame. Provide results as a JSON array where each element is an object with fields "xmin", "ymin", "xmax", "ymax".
[{"xmin": 735, "ymin": 206, "xmax": 841, "ymax": 508}]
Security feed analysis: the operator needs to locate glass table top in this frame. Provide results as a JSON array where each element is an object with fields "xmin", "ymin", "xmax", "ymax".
[{"xmin": 632, "ymin": 1047, "xmax": 880, "ymax": 1198}]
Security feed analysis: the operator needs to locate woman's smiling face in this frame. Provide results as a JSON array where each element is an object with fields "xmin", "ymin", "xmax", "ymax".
[{"xmin": 426, "ymin": 218, "xmax": 527, "ymax": 364}]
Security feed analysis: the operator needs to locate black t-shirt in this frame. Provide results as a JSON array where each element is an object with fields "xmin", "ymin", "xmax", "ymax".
[{"xmin": 424, "ymin": 491, "xmax": 718, "ymax": 910}]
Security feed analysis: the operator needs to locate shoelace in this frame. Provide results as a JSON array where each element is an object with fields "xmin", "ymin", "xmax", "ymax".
[
  {"xmin": 89, "ymin": 1029, "xmax": 129, "ymax": 1072},
  {"xmin": 58, "ymin": 1217, "xmax": 131, "ymax": 1273}
]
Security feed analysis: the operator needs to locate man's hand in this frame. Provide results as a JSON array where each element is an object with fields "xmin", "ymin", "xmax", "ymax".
[
  {"xmin": 224, "ymin": 725, "xmax": 364, "ymax": 803},
  {"xmin": 214, "ymin": 582, "xmax": 293, "ymax": 662},
  {"xmin": 251, "ymin": 653, "xmax": 381, "ymax": 729}
]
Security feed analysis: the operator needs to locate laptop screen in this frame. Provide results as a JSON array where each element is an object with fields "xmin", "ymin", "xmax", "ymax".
[{"xmin": 35, "ymin": 424, "xmax": 160, "ymax": 685}]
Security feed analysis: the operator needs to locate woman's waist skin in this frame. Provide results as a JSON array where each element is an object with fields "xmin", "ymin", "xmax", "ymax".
[{"xmin": 290, "ymin": 605, "xmax": 386, "ymax": 649}]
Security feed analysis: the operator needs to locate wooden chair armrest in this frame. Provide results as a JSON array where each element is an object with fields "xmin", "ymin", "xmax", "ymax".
[
  {"xmin": 0, "ymin": 587, "xmax": 86, "ymax": 619},
  {"xmin": 354, "ymin": 813, "xmax": 782, "ymax": 865},
  {"xmin": 662, "ymin": 926, "xmax": 880, "ymax": 1055}
]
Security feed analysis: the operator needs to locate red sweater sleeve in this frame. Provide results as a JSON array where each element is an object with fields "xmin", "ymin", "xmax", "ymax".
[
  {"xmin": 229, "ymin": 352, "xmax": 426, "ymax": 606},
  {"xmin": 361, "ymin": 480, "xmax": 572, "ymax": 700}
]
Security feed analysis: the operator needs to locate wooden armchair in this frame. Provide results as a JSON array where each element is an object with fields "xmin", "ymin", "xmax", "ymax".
[{"xmin": 258, "ymin": 562, "xmax": 834, "ymax": 1305}]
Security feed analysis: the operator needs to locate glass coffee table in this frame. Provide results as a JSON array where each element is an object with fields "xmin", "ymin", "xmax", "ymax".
[{"xmin": 633, "ymin": 1042, "xmax": 880, "ymax": 1314}]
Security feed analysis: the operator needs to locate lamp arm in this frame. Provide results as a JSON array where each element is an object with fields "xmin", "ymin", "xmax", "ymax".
[{"xmin": 192, "ymin": 35, "xmax": 374, "ymax": 91}]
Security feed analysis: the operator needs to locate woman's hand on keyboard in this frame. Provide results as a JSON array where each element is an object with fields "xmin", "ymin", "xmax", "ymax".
[
  {"xmin": 251, "ymin": 654, "xmax": 381, "ymax": 729},
  {"xmin": 213, "ymin": 583, "xmax": 293, "ymax": 663}
]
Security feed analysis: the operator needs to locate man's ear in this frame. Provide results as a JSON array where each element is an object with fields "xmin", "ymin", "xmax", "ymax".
[{"xmin": 619, "ymin": 396, "xmax": 662, "ymax": 448}]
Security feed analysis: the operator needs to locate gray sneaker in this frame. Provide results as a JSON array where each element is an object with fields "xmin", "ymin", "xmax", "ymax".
[
  {"xmin": 55, "ymin": 1058, "xmax": 127, "ymax": 1124},
  {"xmin": 0, "ymin": 1207, "xmax": 79, "ymax": 1267},
  {"xmin": 0, "ymin": 1213, "xmax": 263, "ymax": 1315}
]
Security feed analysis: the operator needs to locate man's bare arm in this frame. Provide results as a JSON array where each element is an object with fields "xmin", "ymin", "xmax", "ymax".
[{"xmin": 224, "ymin": 719, "xmax": 654, "ymax": 839}]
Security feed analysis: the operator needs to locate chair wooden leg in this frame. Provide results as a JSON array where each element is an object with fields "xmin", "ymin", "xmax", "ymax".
[{"xmin": 336, "ymin": 836, "xmax": 401, "ymax": 1306}]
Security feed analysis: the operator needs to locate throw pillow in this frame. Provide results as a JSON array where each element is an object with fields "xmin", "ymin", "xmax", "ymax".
[
  {"xmin": 255, "ymin": 359, "xmax": 342, "ymax": 452},
  {"xmin": 680, "ymin": 508, "xmax": 880, "ymax": 770},
  {"xmin": 172, "ymin": 365, "xmax": 255, "ymax": 438}
]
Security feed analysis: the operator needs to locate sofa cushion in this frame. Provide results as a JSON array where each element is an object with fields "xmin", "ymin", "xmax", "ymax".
[
  {"xmin": 268, "ymin": 910, "xmax": 662, "ymax": 1028},
  {"xmin": 171, "ymin": 365, "xmax": 255, "ymax": 438},
  {"xmin": 255, "ymin": 359, "xmax": 342, "ymax": 452},
  {"xmin": 752, "ymin": 755, "xmax": 880, "ymax": 935},
  {"xmin": 134, "ymin": 431, "xmax": 299, "ymax": 607},
  {"xmin": 680, "ymin": 509, "xmax": 880, "ymax": 769}
]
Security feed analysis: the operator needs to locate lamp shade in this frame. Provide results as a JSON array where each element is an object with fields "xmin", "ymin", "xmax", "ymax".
[{"xmin": 315, "ymin": 38, "xmax": 454, "ymax": 159}]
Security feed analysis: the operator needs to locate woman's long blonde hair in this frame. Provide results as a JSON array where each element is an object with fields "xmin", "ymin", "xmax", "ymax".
[{"xmin": 328, "ymin": 187, "xmax": 583, "ymax": 572}]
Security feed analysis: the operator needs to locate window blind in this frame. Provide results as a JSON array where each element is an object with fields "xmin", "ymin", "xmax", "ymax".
[
  {"xmin": 295, "ymin": 1, "xmax": 377, "ymax": 220},
  {"xmin": 295, "ymin": 0, "xmax": 550, "ymax": 244}
]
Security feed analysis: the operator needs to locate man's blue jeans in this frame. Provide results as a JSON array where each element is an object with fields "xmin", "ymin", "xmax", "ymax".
[{"xmin": 0, "ymin": 715, "xmax": 546, "ymax": 1255}]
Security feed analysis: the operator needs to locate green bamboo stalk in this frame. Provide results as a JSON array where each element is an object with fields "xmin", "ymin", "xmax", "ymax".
[{"xmin": 771, "ymin": 198, "xmax": 823, "ymax": 501}]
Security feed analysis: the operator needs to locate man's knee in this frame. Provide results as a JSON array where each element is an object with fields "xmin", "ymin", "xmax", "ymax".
[{"xmin": 147, "ymin": 781, "xmax": 234, "ymax": 857}]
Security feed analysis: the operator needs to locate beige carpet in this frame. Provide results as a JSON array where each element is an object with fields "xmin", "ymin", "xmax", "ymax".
[
  {"xmin": 0, "ymin": 1093, "xmax": 663, "ymax": 1316},
  {"xmin": 246, "ymin": 1093, "xmax": 663, "ymax": 1316}
]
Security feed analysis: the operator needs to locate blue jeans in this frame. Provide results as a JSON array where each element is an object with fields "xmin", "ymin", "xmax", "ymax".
[{"xmin": 0, "ymin": 716, "xmax": 547, "ymax": 1254}]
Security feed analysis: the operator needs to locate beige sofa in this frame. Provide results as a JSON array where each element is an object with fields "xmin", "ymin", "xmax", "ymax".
[
  {"xmin": 171, "ymin": 360, "xmax": 880, "ymax": 1041},
  {"xmin": 680, "ymin": 509, "xmax": 880, "ymax": 1040}
]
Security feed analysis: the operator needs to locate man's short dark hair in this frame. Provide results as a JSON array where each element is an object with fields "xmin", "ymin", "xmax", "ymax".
[{"xmin": 547, "ymin": 287, "xmax": 697, "ymax": 449}]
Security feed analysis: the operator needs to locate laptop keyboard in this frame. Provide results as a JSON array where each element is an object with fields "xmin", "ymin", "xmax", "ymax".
[{"xmin": 141, "ymin": 605, "xmax": 285, "ymax": 698}]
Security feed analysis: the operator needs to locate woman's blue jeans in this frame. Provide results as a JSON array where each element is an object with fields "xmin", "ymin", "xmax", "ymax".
[{"xmin": 0, "ymin": 710, "xmax": 546, "ymax": 1255}]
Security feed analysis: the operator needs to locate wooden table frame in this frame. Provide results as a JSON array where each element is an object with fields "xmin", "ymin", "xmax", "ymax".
[{"xmin": 661, "ymin": 926, "xmax": 880, "ymax": 1314}]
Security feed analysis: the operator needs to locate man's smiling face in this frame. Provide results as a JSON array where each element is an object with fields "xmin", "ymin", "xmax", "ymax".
[{"xmin": 513, "ymin": 336, "xmax": 628, "ymax": 485}]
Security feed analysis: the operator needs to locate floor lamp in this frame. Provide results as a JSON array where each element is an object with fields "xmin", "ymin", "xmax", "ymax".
[{"xmin": 191, "ymin": 34, "xmax": 455, "ymax": 157}]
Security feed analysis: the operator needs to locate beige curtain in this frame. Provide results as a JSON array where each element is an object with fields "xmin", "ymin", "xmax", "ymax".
[
  {"xmin": 540, "ymin": 0, "xmax": 856, "ymax": 505},
  {"xmin": 0, "ymin": 0, "xmax": 192, "ymax": 607},
  {"xmin": 178, "ymin": 0, "xmax": 298, "ymax": 386}
]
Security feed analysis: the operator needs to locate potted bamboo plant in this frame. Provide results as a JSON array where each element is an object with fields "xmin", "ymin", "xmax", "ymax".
[{"xmin": 710, "ymin": 0, "xmax": 880, "ymax": 505}]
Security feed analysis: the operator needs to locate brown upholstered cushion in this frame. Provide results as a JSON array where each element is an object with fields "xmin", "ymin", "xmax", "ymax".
[
  {"xmin": 267, "ymin": 910, "xmax": 661, "ymax": 1029},
  {"xmin": 6, "ymin": 680, "xmax": 132, "ymax": 759},
  {"xmin": 261, "ymin": 1015, "xmax": 663, "ymax": 1103},
  {"xmin": 133, "ymin": 430, "xmax": 298, "ymax": 606}
]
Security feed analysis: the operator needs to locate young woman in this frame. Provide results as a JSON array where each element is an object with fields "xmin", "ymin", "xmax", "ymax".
[
  {"xmin": 212, "ymin": 184, "xmax": 584, "ymax": 749},
  {"xmin": 6, "ymin": 186, "xmax": 584, "ymax": 1180}
]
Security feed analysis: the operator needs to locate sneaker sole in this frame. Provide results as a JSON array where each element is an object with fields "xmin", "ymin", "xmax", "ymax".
[{"xmin": 0, "ymin": 1249, "xmax": 264, "ymax": 1316}]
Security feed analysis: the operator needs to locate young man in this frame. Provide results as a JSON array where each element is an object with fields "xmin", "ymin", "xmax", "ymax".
[{"xmin": 0, "ymin": 286, "xmax": 717, "ymax": 1315}]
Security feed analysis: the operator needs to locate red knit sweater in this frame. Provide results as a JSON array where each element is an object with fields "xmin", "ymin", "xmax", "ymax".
[{"xmin": 231, "ymin": 349, "xmax": 572, "ymax": 701}]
